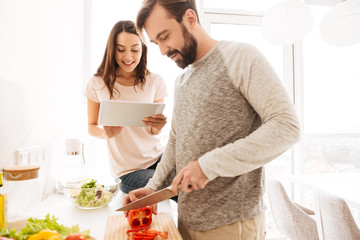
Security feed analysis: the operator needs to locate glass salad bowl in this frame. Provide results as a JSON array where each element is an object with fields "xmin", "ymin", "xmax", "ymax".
[{"xmin": 62, "ymin": 176, "xmax": 121, "ymax": 209}]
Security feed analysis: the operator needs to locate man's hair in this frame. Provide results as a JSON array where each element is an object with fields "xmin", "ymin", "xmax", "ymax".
[{"xmin": 136, "ymin": 0, "xmax": 199, "ymax": 31}]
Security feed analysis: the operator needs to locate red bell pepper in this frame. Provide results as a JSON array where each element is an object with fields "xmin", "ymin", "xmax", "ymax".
[
  {"xmin": 126, "ymin": 206, "xmax": 168, "ymax": 239},
  {"xmin": 126, "ymin": 227, "xmax": 168, "ymax": 240},
  {"xmin": 127, "ymin": 206, "xmax": 153, "ymax": 229}
]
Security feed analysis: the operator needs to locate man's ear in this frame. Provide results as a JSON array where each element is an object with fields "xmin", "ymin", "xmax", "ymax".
[{"xmin": 183, "ymin": 9, "xmax": 197, "ymax": 29}]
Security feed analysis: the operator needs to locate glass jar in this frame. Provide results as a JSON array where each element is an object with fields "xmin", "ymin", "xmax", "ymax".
[
  {"xmin": 56, "ymin": 139, "xmax": 87, "ymax": 193},
  {"xmin": 3, "ymin": 165, "xmax": 40, "ymax": 222}
]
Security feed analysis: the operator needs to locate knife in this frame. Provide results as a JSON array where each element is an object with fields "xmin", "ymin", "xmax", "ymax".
[{"xmin": 116, "ymin": 186, "xmax": 176, "ymax": 211}]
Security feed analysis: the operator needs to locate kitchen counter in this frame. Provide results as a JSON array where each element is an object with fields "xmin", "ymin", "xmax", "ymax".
[{"xmin": 36, "ymin": 191, "xmax": 178, "ymax": 239}]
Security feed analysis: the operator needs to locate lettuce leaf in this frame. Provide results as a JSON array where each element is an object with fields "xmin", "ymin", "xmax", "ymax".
[{"xmin": 0, "ymin": 214, "xmax": 90, "ymax": 240}]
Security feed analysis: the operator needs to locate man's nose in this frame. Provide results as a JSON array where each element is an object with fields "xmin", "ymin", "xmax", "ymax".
[{"xmin": 158, "ymin": 43, "xmax": 168, "ymax": 56}]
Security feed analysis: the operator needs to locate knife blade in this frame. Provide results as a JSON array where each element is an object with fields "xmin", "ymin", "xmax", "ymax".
[{"xmin": 116, "ymin": 186, "xmax": 175, "ymax": 211}]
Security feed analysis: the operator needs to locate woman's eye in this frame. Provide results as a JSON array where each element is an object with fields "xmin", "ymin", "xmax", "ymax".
[
  {"xmin": 132, "ymin": 49, "xmax": 139, "ymax": 52},
  {"xmin": 117, "ymin": 49, "xmax": 124, "ymax": 52}
]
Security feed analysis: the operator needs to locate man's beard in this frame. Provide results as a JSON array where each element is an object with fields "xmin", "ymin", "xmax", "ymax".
[{"xmin": 167, "ymin": 23, "xmax": 197, "ymax": 69}]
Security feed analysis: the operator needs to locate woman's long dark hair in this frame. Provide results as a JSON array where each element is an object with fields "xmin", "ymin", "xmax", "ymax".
[{"xmin": 95, "ymin": 20, "xmax": 149, "ymax": 99}]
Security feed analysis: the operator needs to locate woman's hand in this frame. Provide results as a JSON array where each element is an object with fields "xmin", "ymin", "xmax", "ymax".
[
  {"xmin": 103, "ymin": 126, "xmax": 123, "ymax": 138},
  {"xmin": 142, "ymin": 114, "xmax": 167, "ymax": 135}
]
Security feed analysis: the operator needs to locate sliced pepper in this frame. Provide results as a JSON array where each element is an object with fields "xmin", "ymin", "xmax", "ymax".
[
  {"xmin": 126, "ymin": 226, "xmax": 150, "ymax": 234},
  {"xmin": 146, "ymin": 229, "xmax": 168, "ymax": 239},
  {"xmin": 27, "ymin": 229, "xmax": 61, "ymax": 240},
  {"xmin": 127, "ymin": 227, "xmax": 168, "ymax": 240},
  {"xmin": 133, "ymin": 236, "xmax": 155, "ymax": 240},
  {"xmin": 127, "ymin": 206, "xmax": 153, "ymax": 229}
]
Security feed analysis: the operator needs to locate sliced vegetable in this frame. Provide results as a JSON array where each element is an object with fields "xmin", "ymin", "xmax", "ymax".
[
  {"xmin": 126, "ymin": 227, "xmax": 168, "ymax": 240},
  {"xmin": 0, "ymin": 214, "xmax": 90, "ymax": 240},
  {"xmin": 71, "ymin": 179, "xmax": 118, "ymax": 208},
  {"xmin": 27, "ymin": 229, "xmax": 61, "ymax": 240},
  {"xmin": 133, "ymin": 236, "xmax": 154, "ymax": 240},
  {"xmin": 65, "ymin": 233, "xmax": 86, "ymax": 240},
  {"xmin": 80, "ymin": 179, "xmax": 97, "ymax": 189},
  {"xmin": 126, "ymin": 207, "xmax": 168, "ymax": 240},
  {"xmin": 126, "ymin": 227, "xmax": 150, "ymax": 234},
  {"xmin": 127, "ymin": 206, "xmax": 153, "ymax": 229}
]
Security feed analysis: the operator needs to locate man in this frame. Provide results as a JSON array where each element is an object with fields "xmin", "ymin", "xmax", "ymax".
[{"xmin": 123, "ymin": 0, "xmax": 300, "ymax": 239}]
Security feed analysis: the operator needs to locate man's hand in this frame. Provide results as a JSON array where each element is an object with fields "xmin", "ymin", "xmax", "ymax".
[
  {"xmin": 122, "ymin": 187, "xmax": 158, "ymax": 215},
  {"xmin": 142, "ymin": 114, "xmax": 167, "ymax": 135},
  {"xmin": 171, "ymin": 160, "xmax": 210, "ymax": 195},
  {"xmin": 103, "ymin": 126, "xmax": 123, "ymax": 138}
]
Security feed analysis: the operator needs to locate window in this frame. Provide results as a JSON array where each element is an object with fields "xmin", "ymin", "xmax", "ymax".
[
  {"xmin": 291, "ymin": 5, "xmax": 360, "ymax": 224},
  {"xmin": 200, "ymin": 1, "xmax": 360, "ymax": 178},
  {"xmin": 302, "ymin": 6, "xmax": 360, "ymax": 174},
  {"xmin": 200, "ymin": 0, "xmax": 282, "ymax": 11}
]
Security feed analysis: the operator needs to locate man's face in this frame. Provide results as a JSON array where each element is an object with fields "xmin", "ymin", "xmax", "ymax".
[{"xmin": 144, "ymin": 4, "xmax": 197, "ymax": 69}]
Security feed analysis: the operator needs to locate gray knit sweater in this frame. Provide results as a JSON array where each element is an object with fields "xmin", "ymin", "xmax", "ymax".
[{"xmin": 146, "ymin": 41, "xmax": 300, "ymax": 231}]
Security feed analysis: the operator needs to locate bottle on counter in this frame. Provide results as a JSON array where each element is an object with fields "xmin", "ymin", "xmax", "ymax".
[
  {"xmin": 56, "ymin": 139, "xmax": 87, "ymax": 193},
  {"xmin": 0, "ymin": 171, "xmax": 8, "ymax": 229},
  {"xmin": 3, "ymin": 165, "xmax": 41, "ymax": 222}
]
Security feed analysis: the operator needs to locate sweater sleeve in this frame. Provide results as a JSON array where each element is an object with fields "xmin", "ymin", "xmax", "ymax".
[
  {"xmin": 198, "ymin": 43, "xmax": 301, "ymax": 180},
  {"xmin": 145, "ymin": 113, "xmax": 177, "ymax": 190}
]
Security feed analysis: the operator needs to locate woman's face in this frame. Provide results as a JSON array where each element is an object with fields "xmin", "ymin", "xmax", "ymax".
[{"xmin": 115, "ymin": 31, "xmax": 142, "ymax": 74}]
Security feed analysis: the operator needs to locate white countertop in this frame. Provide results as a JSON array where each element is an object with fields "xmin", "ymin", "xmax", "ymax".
[{"xmin": 35, "ymin": 191, "xmax": 177, "ymax": 240}]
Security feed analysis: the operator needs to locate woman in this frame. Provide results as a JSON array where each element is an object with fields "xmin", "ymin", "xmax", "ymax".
[{"xmin": 84, "ymin": 20, "xmax": 167, "ymax": 193}]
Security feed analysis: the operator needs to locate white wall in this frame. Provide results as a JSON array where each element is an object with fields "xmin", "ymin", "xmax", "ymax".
[
  {"xmin": 0, "ymin": 0, "xmax": 88, "ymax": 197},
  {"xmin": 0, "ymin": 0, "xmax": 183, "ymax": 198}
]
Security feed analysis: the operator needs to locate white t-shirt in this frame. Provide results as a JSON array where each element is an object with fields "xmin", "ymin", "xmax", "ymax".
[{"xmin": 85, "ymin": 72, "xmax": 167, "ymax": 177}]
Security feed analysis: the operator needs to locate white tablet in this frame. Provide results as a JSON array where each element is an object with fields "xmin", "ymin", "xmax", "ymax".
[{"xmin": 98, "ymin": 100, "xmax": 165, "ymax": 127}]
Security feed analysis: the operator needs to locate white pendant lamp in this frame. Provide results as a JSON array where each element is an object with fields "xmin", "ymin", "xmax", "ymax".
[
  {"xmin": 319, "ymin": 0, "xmax": 360, "ymax": 46},
  {"xmin": 261, "ymin": 0, "xmax": 315, "ymax": 46}
]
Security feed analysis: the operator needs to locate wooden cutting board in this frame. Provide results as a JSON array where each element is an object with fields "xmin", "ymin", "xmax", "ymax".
[{"xmin": 104, "ymin": 212, "xmax": 183, "ymax": 240}]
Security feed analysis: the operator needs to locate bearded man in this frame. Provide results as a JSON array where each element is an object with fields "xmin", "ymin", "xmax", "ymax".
[{"xmin": 123, "ymin": 1, "xmax": 301, "ymax": 239}]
